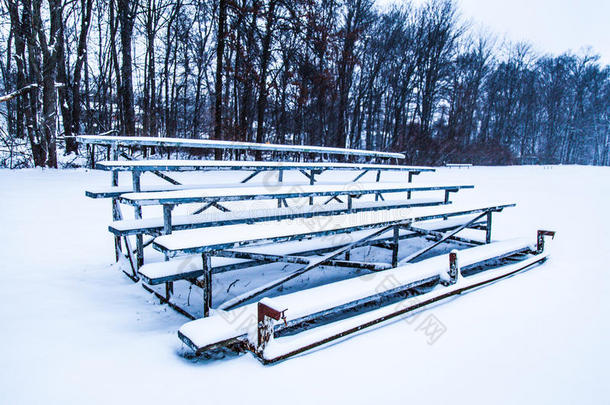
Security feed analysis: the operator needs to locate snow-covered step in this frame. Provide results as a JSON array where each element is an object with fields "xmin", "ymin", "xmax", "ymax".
[
  {"xmin": 178, "ymin": 238, "xmax": 534, "ymax": 354},
  {"xmin": 155, "ymin": 202, "xmax": 513, "ymax": 255},
  {"xmin": 259, "ymin": 251, "xmax": 548, "ymax": 364},
  {"xmin": 139, "ymin": 214, "xmax": 487, "ymax": 285},
  {"xmin": 110, "ymin": 198, "xmax": 447, "ymax": 236},
  {"xmin": 119, "ymin": 182, "xmax": 472, "ymax": 206},
  {"xmin": 86, "ymin": 183, "xmax": 212, "ymax": 199},
  {"xmin": 77, "ymin": 135, "xmax": 408, "ymax": 159},
  {"xmin": 96, "ymin": 159, "xmax": 435, "ymax": 173},
  {"xmin": 138, "ymin": 256, "xmax": 247, "ymax": 285},
  {"xmin": 86, "ymin": 180, "xmax": 391, "ymax": 199}
]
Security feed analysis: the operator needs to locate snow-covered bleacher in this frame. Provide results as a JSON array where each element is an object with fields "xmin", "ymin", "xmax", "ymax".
[{"xmin": 79, "ymin": 135, "xmax": 554, "ymax": 364}]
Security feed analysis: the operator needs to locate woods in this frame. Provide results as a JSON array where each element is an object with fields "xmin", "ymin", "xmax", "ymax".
[{"xmin": 0, "ymin": 0, "xmax": 608, "ymax": 168}]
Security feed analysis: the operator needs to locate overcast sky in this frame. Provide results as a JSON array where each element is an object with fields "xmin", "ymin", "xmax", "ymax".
[{"xmin": 384, "ymin": 0, "xmax": 610, "ymax": 65}]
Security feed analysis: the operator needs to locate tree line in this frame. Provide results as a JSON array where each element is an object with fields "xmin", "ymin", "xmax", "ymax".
[{"xmin": 0, "ymin": 0, "xmax": 608, "ymax": 168}]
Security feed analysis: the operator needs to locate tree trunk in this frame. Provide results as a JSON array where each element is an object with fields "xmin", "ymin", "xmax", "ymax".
[
  {"xmin": 254, "ymin": 0, "xmax": 277, "ymax": 159},
  {"xmin": 66, "ymin": 0, "xmax": 93, "ymax": 152},
  {"xmin": 214, "ymin": 0, "xmax": 227, "ymax": 157},
  {"xmin": 118, "ymin": 0, "xmax": 137, "ymax": 137}
]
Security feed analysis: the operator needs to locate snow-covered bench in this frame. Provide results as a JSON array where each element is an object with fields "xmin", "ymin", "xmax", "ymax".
[
  {"xmin": 88, "ymin": 161, "xmax": 434, "ymax": 198},
  {"xmin": 115, "ymin": 182, "xmax": 472, "ymax": 235},
  {"xmin": 153, "ymin": 203, "xmax": 506, "ymax": 257},
  {"xmin": 91, "ymin": 159, "xmax": 435, "ymax": 272},
  {"xmin": 110, "ymin": 197, "xmax": 448, "ymax": 237},
  {"xmin": 94, "ymin": 160, "xmax": 435, "ymax": 193},
  {"xmin": 119, "ymin": 182, "xmax": 470, "ymax": 208},
  {"xmin": 96, "ymin": 159, "xmax": 434, "ymax": 175},
  {"xmin": 177, "ymin": 238, "xmax": 537, "ymax": 356},
  {"xmin": 144, "ymin": 202, "xmax": 512, "ymax": 317},
  {"xmin": 86, "ymin": 183, "xmax": 215, "ymax": 199},
  {"xmin": 138, "ymin": 215, "xmax": 488, "ymax": 286},
  {"xmin": 76, "ymin": 134, "xmax": 407, "ymax": 168},
  {"xmin": 111, "ymin": 182, "xmax": 472, "ymax": 274}
]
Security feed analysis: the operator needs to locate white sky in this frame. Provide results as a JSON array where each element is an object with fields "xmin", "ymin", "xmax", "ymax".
[{"xmin": 380, "ymin": 0, "xmax": 610, "ymax": 65}]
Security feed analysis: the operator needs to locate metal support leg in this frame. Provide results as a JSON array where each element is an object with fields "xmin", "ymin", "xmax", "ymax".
[
  {"xmin": 111, "ymin": 143, "xmax": 119, "ymax": 187},
  {"xmin": 202, "ymin": 253, "xmax": 212, "ymax": 317},
  {"xmin": 163, "ymin": 204, "xmax": 173, "ymax": 235},
  {"xmin": 121, "ymin": 235, "xmax": 139, "ymax": 282},
  {"xmin": 112, "ymin": 198, "xmax": 122, "ymax": 261},
  {"xmin": 132, "ymin": 172, "xmax": 143, "ymax": 268},
  {"xmin": 110, "ymin": 143, "xmax": 121, "ymax": 260},
  {"xmin": 392, "ymin": 226, "xmax": 400, "ymax": 267},
  {"xmin": 309, "ymin": 170, "xmax": 315, "ymax": 205},
  {"xmin": 89, "ymin": 144, "xmax": 96, "ymax": 168},
  {"xmin": 165, "ymin": 281, "xmax": 174, "ymax": 301},
  {"xmin": 375, "ymin": 170, "xmax": 381, "ymax": 201},
  {"xmin": 407, "ymin": 172, "xmax": 414, "ymax": 199},
  {"xmin": 443, "ymin": 189, "xmax": 457, "ymax": 220},
  {"xmin": 163, "ymin": 204, "xmax": 174, "ymax": 262},
  {"xmin": 486, "ymin": 212, "xmax": 492, "ymax": 244}
]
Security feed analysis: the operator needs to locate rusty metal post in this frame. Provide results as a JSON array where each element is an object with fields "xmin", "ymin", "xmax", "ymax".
[{"xmin": 449, "ymin": 250, "xmax": 458, "ymax": 285}]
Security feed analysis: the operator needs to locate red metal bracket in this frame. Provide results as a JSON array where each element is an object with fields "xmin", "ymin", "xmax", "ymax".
[
  {"xmin": 537, "ymin": 230, "xmax": 556, "ymax": 253},
  {"xmin": 257, "ymin": 300, "xmax": 287, "ymax": 348}
]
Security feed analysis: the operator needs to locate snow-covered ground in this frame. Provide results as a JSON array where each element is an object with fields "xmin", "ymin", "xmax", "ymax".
[{"xmin": 0, "ymin": 165, "xmax": 608, "ymax": 404}]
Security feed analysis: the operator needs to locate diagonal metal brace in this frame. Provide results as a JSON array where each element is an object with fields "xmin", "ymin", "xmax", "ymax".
[
  {"xmin": 241, "ymin": 170, "xmax": 264, "ymax": 183},
  {"xmin": 398, "ymin": 212, "xmax": 489, "ymax": 265},
  {"xmin": 214, "ymin": 250, "xmax": 392, "ymax": 272},
  {"xmin": 352, "ymin": 170, "xmax": 369, "ymax": 182},
  {"xmin": 120, "ymin": 152, "xmax": 181, "ymax": 185},
  {"xmin": 218, "ymin": 224, "xmax": 406, "ymax": 311},
  {"xmin": 409, "ymin": 226, "xmax": 485, "ymax": 246},
  {"xmin": 191, "ymin": 201, "xmax": 231, "ymax": 215},
  {"xmin": 323, "ymin": 195, "xmax": 345, "ymax": 205}
]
